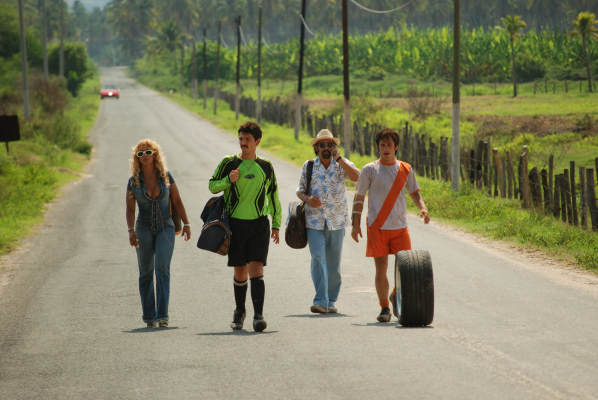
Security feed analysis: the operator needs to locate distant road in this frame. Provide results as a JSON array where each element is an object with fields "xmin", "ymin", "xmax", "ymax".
[{"xmin": 1, "ymin": 67, "xmax": 598, "ymax": 399}]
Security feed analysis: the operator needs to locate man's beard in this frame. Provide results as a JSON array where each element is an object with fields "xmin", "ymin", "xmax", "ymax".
[{"xmin": 321, "ymin": 150, "xmax": 331, "ymax": 159}]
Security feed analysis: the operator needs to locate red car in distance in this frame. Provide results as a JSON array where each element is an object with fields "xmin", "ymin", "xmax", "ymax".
[{"xmin": 99, "ymin": 85, "xmax": 120, "ymax": 99}]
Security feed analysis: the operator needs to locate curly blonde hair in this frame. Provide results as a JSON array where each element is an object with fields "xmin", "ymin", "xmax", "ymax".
[{"xmin": 129, "ymin": 139, "xmax": 170, "ymax": 187}]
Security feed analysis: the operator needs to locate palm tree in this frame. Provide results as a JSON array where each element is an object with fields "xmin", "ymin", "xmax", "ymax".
[
  {"xmin": 500, "ymin": 15, "xmax": 526, "ymax": 97},
  {"xmin": 572, "ymin": 12, "xmax": 598, "ymax": 93}
]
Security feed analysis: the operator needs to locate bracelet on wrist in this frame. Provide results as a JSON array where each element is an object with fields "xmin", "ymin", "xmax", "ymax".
[
  {"xmin": 128, "ymin": 228, "xmax": 134, "ymax": 232},
  {"xmin": 184, "ymin": 224, "xmax": 190, "ymax": 227}
]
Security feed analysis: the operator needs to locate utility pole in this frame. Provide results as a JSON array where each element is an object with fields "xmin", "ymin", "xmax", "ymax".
[
  {"xmin": 59, "ymin": 0, "xmax": 65, "ymax": 77},
  {"xmin": 18, "ymin": 0, "xmax": 30, "ymax": 121},
  {"xmin": 42, "ymin": 0, "xmax": 49, "ymax": 81},
  {"xmin": 295, "ymin": 0, "xmax": 307, "ymax": 141},
  {"xmin": 257, "ymin": 5, "xmax": 263, "ymax": 123},
  {"xmin": 341, "ymin": 0, "xmax": 351, "ymax": 157},
  {"xmin": 192, "ymin": 34, "xmax": 198, "ymax": 102},
  {"xmin": 451, "ymin": 0, "xmax": 461, "ymax": 192},
  {"xmin": 179, "ymin": 41, "xmax": 185, "ymax": 95},
  {"xmin": 202, "ymin": 27, "xmax": 207, "ymax": 109},
  {"xmin": 235, "ymin": 16, "xmax": 241, "ymax": 120},
  {"xmin": 213, "ymin": 20, "xmax": 221, "ymax": 115}
]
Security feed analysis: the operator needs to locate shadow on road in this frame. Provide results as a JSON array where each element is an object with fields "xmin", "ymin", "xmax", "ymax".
[
  {"xmin": 197, "ymin": 330, "xmax": 279, "ymax": 336},
  {"xmin": 284, "ymin": 313, "xmax": 352, "ymax": 318},
  {"xmin": 351, "ymin": 322, "xmax": 435, "ymax": 329},
  {"xmin": 122, "ymin": 326, "xmax": 181, "ymax": 333}
]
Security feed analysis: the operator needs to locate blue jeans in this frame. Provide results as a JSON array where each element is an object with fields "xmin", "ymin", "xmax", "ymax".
[
  {"xmin": 307, "ymin": 226, "xmax": 345, "ymax": 308},
  {"xmin": 135, "ymin": 225, "xmax": 175, "ymax": 322}
]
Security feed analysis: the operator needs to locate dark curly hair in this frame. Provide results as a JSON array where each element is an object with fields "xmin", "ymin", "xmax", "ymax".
[
  {"xmin": 238, "ymin": 121, "xmax": 262, "ymax": 141},
  {"xmin": 375, "ymin": 128, "xmax": 400, "ymax": 147}
]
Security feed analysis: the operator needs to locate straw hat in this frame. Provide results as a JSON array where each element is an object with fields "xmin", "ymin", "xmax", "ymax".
[{"xmin": 311, "ymin": 129, "xmax": 340, "ymax": 146}]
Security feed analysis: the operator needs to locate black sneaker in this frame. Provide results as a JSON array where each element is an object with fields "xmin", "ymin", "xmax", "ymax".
[
  {"xmin": 377, "ymin": 307, "xmax": 391, "ymax": 323},
  {"xmin": 231, "ymin": 309, "xmax": 246, "ymax": 330},
  {"xmin": 253, "ymin": 315, "xmax": 267, "ymax": 332}
]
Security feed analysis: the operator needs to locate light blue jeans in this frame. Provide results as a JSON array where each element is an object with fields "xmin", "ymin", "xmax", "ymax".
[
  {"xmin": 307, "ymin": 226, "xmax": 345, "ymax": 308},
  {"xmin": 135, "ymin": 225, "xmax": 175, "ymax": 323}
]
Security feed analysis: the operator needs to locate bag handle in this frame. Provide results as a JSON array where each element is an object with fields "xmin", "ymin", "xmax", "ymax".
[{"xmin": 305, "ymin": 160, "xmax": 314, "ymax": 196}]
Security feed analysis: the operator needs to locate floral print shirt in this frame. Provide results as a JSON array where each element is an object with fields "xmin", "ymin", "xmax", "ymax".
[{"xmin": 296, "ymin": 157, "xmax": 356, "ymax": 231}]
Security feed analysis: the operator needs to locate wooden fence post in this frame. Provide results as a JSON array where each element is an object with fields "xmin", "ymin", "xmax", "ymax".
[
  {"xmin": 519, "ymin": 146, "xmax": 532, "ymax": 208},
  {"xmin": 493, "ymin": 148, "xmax": 505, "ymax": 197},
  {"xmin": 507, "ymin": 151, "xmax": 514, "ymax": 199},
  {"xmin": 541, "ymin": 169, "xmax": 551, "ymax": 213},
  {"xmin": 563, "ymin": 170, "xmax": 573, "ymax": 224},
  {"xmin": 553, "ymin": 174, "xmax": 561, "ymax": 218},
  {"xmin": 529, "ymin": 167, "xmax": 542, "ymax": 208},
  {"xmin": 580, "ymin": 166, "xmax": 587, "ymax": 229},
  {"xmin": 570, "ymin": 161, "xmax": 578, "ymax": 225},
  {"xmin": 548, "ymin": 155, "xmax": 554, "ymax": 211},
  {"xmin": 587, "ymin": 169, "xmax": 598, "ymax": 231}
]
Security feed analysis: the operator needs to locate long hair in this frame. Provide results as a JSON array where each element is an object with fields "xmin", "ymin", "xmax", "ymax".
[{"xmin": 129, "ymin": 139, "xmax": 169, "ymax": 187}]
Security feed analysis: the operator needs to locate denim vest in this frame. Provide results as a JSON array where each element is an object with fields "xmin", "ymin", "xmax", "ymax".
[{"xmin": 128, "ymin": 172, "xmax": 175, "ymax": 233}]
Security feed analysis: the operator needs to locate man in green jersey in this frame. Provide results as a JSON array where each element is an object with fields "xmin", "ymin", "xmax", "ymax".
[{"xmin": 209, "ymin": 122, "xmax": 282, "ymax": 332}]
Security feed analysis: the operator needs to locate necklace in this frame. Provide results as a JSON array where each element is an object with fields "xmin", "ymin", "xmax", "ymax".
[{"xmin": 243, "ymin": 160, "xmax": 258, "ymax": 180}]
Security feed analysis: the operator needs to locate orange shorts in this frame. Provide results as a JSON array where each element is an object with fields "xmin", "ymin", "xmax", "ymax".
[{"xmin": 366, "ymin": 226, "xmax": 411, "ymax": 258}]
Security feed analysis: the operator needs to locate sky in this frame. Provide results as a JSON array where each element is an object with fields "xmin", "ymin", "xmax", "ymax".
[{"xmin": 66, "ymin": 0, "xmax": 109, "ymax": 10}]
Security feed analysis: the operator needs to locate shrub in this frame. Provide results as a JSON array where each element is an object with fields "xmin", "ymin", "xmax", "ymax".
[
  {"xmin": 515, "ymin": 52, "xmax": 546, "ymax": 82},
  {"xmin": 406, "ymin": 87, "xmax": 444, "ymax": 120},
  {"xmin": 366, "ymin": 66, "xmax": 386, "ymax": 81},
  {"xmin": 48, "ymin": 42, "xmax": 91, "ymax": 96}
]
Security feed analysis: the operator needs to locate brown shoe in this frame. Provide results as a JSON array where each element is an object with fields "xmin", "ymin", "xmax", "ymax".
[{"xmin": 310, "ymin": 304, "xmax": 327, "ymax": 313}]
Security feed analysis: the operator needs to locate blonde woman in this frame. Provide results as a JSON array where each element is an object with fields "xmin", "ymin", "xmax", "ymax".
[{"xmin": 125, "ymin": 139, "xmax": 191, "ymax": 328}]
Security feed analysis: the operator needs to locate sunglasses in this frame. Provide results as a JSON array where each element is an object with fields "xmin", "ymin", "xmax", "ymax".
[
  {"xmin": 136, "ymin": 149, "xmax": 155, "ymax": 157},
  {"xmin": 317, "ymin": 142, "xmax": 336, "ymax": 149}
]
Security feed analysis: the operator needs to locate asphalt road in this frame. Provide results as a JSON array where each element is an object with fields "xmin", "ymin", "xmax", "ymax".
[{"xmin": 1, "ymin": 67, "xmax": 598, "ymax": 400}]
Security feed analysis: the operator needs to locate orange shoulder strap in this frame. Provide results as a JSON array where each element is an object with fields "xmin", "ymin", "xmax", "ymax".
[{"xmin": 370, "ymin": 162, "xmax": 411, "ymax": 230}]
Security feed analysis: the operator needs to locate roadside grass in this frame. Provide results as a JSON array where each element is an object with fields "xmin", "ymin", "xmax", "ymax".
[
  {"xmin": 0, "ymin": 76, "xmax": 100, "ymax": 256},
  {"xmin": 221, "ymin": 75, "xmax": 597, "ymax": 101},
  {"xmin": 140, "ymin": 75, "xmax": 598, "ymax": 272}
]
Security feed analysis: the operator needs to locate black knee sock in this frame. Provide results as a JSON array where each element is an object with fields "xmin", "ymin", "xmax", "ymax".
[
  {"xmin": 233, "ymin": 279, "xmax": 248, "ymax": 312},
  {"xmin": 250, "ymin": 276, "xmax": 265, "ymax": 316}
]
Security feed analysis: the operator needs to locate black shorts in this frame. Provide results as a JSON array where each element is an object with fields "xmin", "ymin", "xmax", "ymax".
[{"xmin": 227, "ymin": 216, "xmax": 270, "ymax": 267}]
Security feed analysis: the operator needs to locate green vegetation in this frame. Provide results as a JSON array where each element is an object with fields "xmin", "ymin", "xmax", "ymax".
[
  {"xmin": 135, "ymin": 25, "xmax": 598, "ymax": 88},
  {"xmin": 0, "ymin": 2, "xmax": 99, "ymax": 256},
  {"xmin": 0, "ymin": 76, "xmax": 100, "ymax": 256},
  {"xmin": 0, "ymin": 75, "xmax": 99, "ymax": 254}
]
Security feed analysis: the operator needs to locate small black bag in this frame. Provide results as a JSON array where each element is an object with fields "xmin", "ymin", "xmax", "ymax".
[
  {"xmin": 197, "ymin": 196, "xmax": 232, "ymax": 255},
  {"xmin": 285, "ymin": 160, "xmax": 314, "ymax": 249}
]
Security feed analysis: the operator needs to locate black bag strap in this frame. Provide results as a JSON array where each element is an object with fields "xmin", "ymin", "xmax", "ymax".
[{"xmin": 306, "ymin": 160, "xmax": 314, "ymax": 196}]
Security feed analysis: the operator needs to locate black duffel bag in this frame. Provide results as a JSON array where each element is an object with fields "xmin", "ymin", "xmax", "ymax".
[
  {"xmin": 197, "ymin": 196, "xmax": 232, "ymax": 255},
  {"xmin": 285, "ymin": 160, "xmax": 313, "ymax": 249}
]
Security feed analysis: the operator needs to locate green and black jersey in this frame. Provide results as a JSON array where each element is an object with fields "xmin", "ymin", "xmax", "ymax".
[{"xmin": 209, "ymin": 155, "xmax": 282, "ymax": 229}]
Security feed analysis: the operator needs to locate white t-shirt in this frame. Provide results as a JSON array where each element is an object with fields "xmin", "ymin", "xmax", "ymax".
[{"xmin": 355, "ymin": 160, "xmax": 419, "ymax": 230}]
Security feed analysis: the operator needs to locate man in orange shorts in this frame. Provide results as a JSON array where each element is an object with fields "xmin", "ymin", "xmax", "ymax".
[{"xmin": 351, "ymin": 128, "xmax": 430, "ymax": 322}]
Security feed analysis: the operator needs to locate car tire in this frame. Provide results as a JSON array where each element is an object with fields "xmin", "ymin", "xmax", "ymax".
[{"xmin": 394, "ymin": 250, "xmax": 434, "ymax": 327}]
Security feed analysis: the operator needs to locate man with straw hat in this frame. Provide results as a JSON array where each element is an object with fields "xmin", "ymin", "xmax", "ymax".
[{"xmin": 296, "ymin": 129, "xmax": 360, "ymax": 314}]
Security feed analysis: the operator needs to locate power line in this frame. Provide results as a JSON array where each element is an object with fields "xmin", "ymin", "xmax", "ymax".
[
  {"xmin": 220, "ymin": 33, "xmax": 228, "ymax": 48},
  {"xmin": 239, "ymin": 25, "xmax": 248, "ymax": 46},
  {"xmin": 298, "ymin": 12, "xmax": 315, "ymax": 36},
  {"xmin": 262, "ymin": 36, "xmax": 271, "ymax": 50},
  {"xmin": 349, "ymin": 0, "xmax": 411, "ymax": 14}
]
